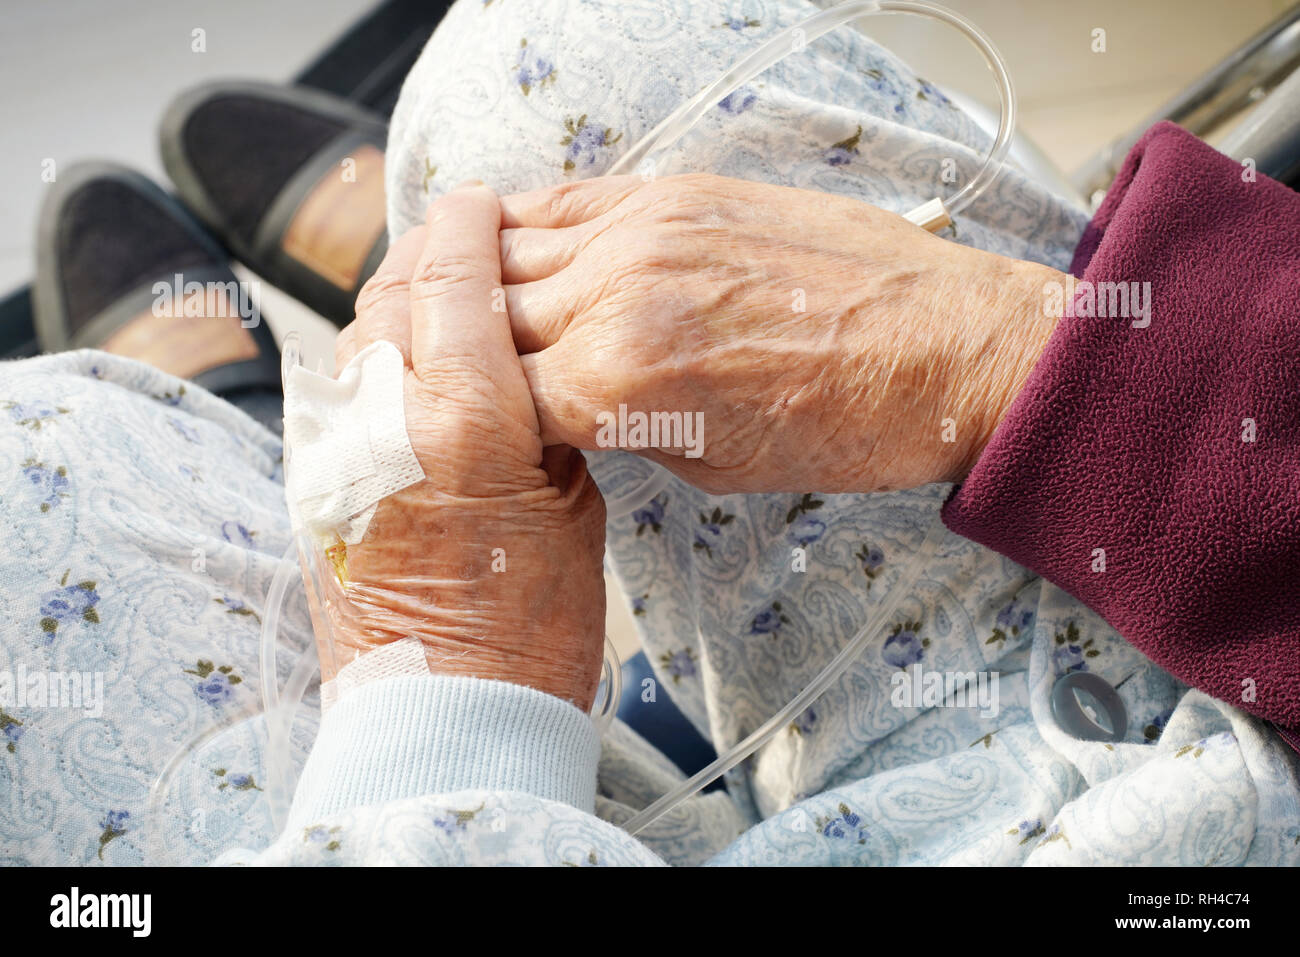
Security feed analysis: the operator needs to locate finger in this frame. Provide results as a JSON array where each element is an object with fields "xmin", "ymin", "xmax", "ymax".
[
  {"xmin": 335, "ymin": 225, "xmax": 426, "ymax": 369},
  {"xmin": 500, "ymin": 222, "xmax": 595, "ymax": 285},
  {"xmin": 502, "ymin": 275, "xmax": 574, "ymax": 354},
  {"xmin": 521, "ymin": 344, "xmax": 739, "ymax": 493},
  {"xmin": 499, "ymin": 175, "xmax": 642, "ymax": 229},
  {"xmin": 410, "ymin": 183, "xmax": 527, "ymax": 404},
  {"xmin": 519, "ymin": 344, "xmax": 602, "ymax": 448}
]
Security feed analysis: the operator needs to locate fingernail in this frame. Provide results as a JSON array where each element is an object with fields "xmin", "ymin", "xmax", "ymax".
[{"xmin": 454, "ymin": 178, "xmax": 485, "ymax": 190}]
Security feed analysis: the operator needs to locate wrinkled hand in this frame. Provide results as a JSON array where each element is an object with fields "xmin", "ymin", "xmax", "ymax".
[
  {"xmin": 320, "ymin": 182, "xmax": 605, "ymax": 709},
  {"xmin": 499, "ymin": 173, "xmax": 1064, "ymax": 494}
]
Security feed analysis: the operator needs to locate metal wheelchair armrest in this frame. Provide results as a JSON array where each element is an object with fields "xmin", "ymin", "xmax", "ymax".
[
  {"xmin": 1072, "ymin": 3, "xmax": 1300, "ymax": 207},
  {"xmin": 1217, "ymin": 64, "xmax": 1300, "ymax": 188}
]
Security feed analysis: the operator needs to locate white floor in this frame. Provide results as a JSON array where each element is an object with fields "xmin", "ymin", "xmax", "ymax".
[
  {"xmin": 1, "ymin": 0, "xmax": 1290, "ymax": 662},
  {"xmin": 0, "ymin": 0, "xmax": 369, "ymax": 295}
]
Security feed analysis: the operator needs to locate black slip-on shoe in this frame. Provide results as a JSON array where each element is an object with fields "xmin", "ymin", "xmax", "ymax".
[
  {"xmin": 160, "ymin": 80, "xmax": 390, "ymax": 327},
  {"xmin": 33, "ymin": 161, "xmax": 281, "ymax": 397}
]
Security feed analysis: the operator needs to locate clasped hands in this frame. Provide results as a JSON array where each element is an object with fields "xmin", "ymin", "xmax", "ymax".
[{"xmin": 315, "ymin": 174, "xmax": 1065, "ymax": 709}]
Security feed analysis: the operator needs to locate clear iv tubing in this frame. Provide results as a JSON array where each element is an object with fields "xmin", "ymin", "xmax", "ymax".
[
  {"xmin": 252, "ymin": 401, "xmax": 622, "ymax": 838},
  {"xmin": 159, "ymin": 0, "xmax": 1012, "ymax": 846},
  {"xmin": 607, "ymin": 0, "xmax": 1017, "ymax": 220},
  {"xmin": 258, "ymin": 536, "xmax": 314, "ymax": 833},
  {"xmin": 256, "ymin": 541, "xmax": 622, "ymax": 834},
  {"xmin": 621, "ymin": 510, "xmax": 947, "ymax": 834},
  {"xmin": 601, "ymin": 0, "xmax": 1017, "ymax": 521},
  {"xmin": 612, "ymin": 0, "xmax": 1015, "ymax": 833},
  {"xmin": 152, "ymin": 329, "xmax": 622, "ymax": 844}
]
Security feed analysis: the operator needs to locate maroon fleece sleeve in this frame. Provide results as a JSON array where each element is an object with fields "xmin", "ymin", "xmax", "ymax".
[{"xmin": 942, "ymin": 120, "xmax": 1300, "ymax": 743}]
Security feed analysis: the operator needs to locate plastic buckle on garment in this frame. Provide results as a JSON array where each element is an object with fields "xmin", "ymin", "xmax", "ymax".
[{"xmin": 1050, "ymin": 671, "xmax": 1127, "ymax": 742}]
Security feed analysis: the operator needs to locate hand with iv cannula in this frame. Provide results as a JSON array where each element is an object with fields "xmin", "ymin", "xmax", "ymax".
[
  {"xmin": 327, "ymin": 172, "xmax": 1065, "ymax": 708},
  {"xmin": 324, "ymin": 180, "xmax": 606, "ymax": 709}
]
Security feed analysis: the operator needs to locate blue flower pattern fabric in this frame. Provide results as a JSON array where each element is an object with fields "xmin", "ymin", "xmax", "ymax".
[
  {"xmin": 0, "ymin": 350, "xmax": 305, "ymax": 865},
  {"xmin": 1, "ymin": 0, "xmax": 1297, "ymax": 866}
]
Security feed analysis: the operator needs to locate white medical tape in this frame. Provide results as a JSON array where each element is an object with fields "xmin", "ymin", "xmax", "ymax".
[{"xmin": 282, "ymin": 340, "xmax": 425, "ymax": 548}]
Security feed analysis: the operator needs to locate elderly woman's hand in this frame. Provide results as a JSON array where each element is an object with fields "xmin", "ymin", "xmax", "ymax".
[
  {"xmin": 321, "ymin": 182, "xmax": 606, "ymax": 709},
  {"xmin": 499, "ymin": 173, "xmax": 1065, "ymax": 494}
]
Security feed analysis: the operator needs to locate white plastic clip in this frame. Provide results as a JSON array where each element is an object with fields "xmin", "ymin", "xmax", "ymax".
[{"xmin": 903, "ymin": 197, "xmax": 953, "ymax": 233}]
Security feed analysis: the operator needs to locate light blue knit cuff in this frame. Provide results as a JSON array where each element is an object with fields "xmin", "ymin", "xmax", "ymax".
[{"xmin": 286, "ymin": 674, "xmax": 601, "ymax": 830}]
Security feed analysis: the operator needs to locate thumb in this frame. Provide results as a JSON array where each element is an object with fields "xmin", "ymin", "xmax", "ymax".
[{"xmin": 519, "ymin": 343, "xmax": 603, "ymax": 449}]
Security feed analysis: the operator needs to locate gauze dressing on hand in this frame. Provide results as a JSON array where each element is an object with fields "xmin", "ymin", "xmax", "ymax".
[
  {"xmin": 151, "ymin": 337, "xmax": 431, "ymax": 846},
  {"xmin": 278, "ymin": 340, "xmax": 621, "ymax": 718},
  {"xmin": 281, "ymin": 339, "xmax": 430, "ymax": 707},
  {"xmin": 282, "ymin": 339, "xmax": 425, "ymax": 550}
]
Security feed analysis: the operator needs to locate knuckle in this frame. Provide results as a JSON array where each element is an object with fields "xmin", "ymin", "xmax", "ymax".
[
  {"xmin": 585, "ymin": 352, "xmax": 636, "ymax": 409},
  {"xmin": 541, "ymin": 180, "xmax": 591, "ymax": 222},
  {"xmin": 644, "ymin": 173, "xmax": 735, "ymax": 226},
  {"xmin": 354, "ymin": 271, "xmax": 408, "ymax": 317},
  {"xmin": 595, "ymin": 238, "xmax": 673, "ymax": 290},
  {"xmin": 411, "ymin": 250, "xmax": 491, "ymax": 295}
]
